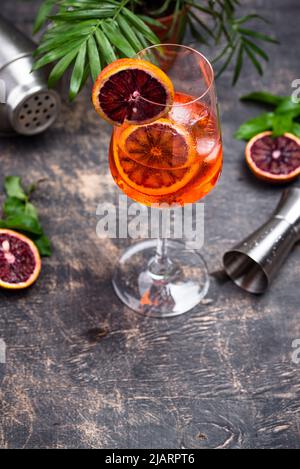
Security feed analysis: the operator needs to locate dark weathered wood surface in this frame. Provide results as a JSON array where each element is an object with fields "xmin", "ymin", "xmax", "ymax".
[{"xmin": 0, "ymin": 0, "xmax": 300, "ymax": 449}]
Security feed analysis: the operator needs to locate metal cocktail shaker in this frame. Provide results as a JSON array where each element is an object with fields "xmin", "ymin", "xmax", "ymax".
[
  {"xmin": 0, "ymin": 15, "xmax": 60, "ymax": 135},
  {"xmin": 223, "ymin": 188, "xmax": 300, "ymax": 294}
]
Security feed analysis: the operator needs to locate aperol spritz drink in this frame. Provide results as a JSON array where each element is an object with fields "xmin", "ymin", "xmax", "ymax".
[
  {"xmin": 110, "ymin": 91, "xmax": 222, "ymax": 206},
  {"xmin": 94, "ymin": 45, "xmax": 222, "ymax": 317}
]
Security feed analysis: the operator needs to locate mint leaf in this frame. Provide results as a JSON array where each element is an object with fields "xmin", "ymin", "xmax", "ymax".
[
  {"xmin": 3, "ymin": 197, "xmax": 38, "ymax": 220},
  {"xmin": 3, "ymin": 197, "xmax": 26, "ymax": 218},
  {"xmin": 1, "ymin": 176, "xmax": 50, "ymax": 256},
  {"xmin": 25, "ymin": 202, "xmax": 38, "ymax": 220},
  {"xmin": 0, "ymin": 215, "xmax": 42, "ymax": 235},
  {"xmin": 291, "ymin": 122, "xmax": 300, "ymax": 138},
  {"xmin": 235, "ymin": 112, "xmax": 274, "ymax": 140},
  {"xmin": 240, "ymin": 91, "xmax": 283, "ymax": 106},
  {"xmin": 3, "ymin": 198, "xmax": 38, "ymax": 221},
  {"xmin": 34, "ymin": 234, "xmax": 52, "ymax": 257},
  {"xmin": 272, "ymin": 113, "xmax": 294, "ymax": 137},
  {"xmin": 4, "ymin": 176, "xmax": 27, "ymax": 201},
  {"xmin": 275, "ymin": 98, "xmax": 300, "ymax": 117}
]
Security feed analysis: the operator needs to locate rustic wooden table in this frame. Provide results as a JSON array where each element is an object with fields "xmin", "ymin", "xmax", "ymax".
[{"xmin": 0, "ymin": 0, "xmax": 299, "ymax": 449}]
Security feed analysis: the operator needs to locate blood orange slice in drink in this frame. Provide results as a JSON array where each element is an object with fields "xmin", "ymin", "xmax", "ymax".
[
  {"xmin": 113, "ymin": 142, "xmax": 198, "ymax": 196},
  {"xmin": 119, "ymin": 119, "xmax": 196, "ymax": 169},
  {"xmin": 92, "ymin": 58, "xmax": 174, "ymax": 125},
  {"xmin": 245, "ymin": 131, "xmax": 300, "ymax": 182},
  {"xmin": 0, "ymin": 229, "xmax": 41, "ymax": 290}
]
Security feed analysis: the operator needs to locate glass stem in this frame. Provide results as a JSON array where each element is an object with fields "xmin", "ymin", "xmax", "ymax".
[
  {"xmin": 148, "ymin": 210, "xmax": 173, "ymax": 278},
  {"xmin": 155, "ymin": 235, "xmax": 168, "ymax": 267}
]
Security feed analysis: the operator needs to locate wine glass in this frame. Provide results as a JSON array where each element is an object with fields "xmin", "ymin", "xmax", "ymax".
[{"xmin": 109, "ymin": 44, "xmax": 222, "ymax": 317}]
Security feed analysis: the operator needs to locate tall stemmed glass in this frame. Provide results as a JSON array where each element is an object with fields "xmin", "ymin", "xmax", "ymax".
[{"xmin": 110, "ymin": 45, "xmax": 222, "ymax": 317}]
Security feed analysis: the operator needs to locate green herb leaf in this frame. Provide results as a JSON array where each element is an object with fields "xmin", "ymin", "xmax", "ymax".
[
  {"xmin": 272, "ymin": 113, "xmax": 294, "ymax": 137},
  {"xmin": 1, "ymin": 176, "xmax": 51, "ymax": 257},
  {"xmin": 34, "ymin": 234, "xmax": 52, "ymax": 257},
  {"xmin": 3, "ymin": 197, "xmax": 26, "ymax": 218},
  {"xmin": 4, "ymin": 176, "xmax": 27, "ymax": 201},
  {"xmin": 240, "ymin": 91, "xmax": 283, "ymax": 106},
  {"xmin": 235, "ymin": 112, "xmax": 274, "ymax": 140},
  {"xmin": 291, "ymin": 122, "xmax": 300, "ymax": 138},
  {"xmin": 25, "ymin": 202, "xmax": 39, "ymax": 221},
  {"xmin": 0, "ymin": 215, "xmax": 42, "ymax": 235},
  {"xmin": 275, "ymin": 98, "xmax": 300, "ymax": 117}
]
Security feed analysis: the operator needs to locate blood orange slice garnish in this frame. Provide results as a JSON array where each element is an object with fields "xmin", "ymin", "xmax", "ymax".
[
  {"xmin": 119, "ymin": 119, "xmax": 196, "ymax": 169},
  {"xmin": 92, "ymin": 58, "xmax": 174, "ymax": 125},
  {"xmin": 113, "ymin": 141, "xmax": 198, "ymax": 196},
  {"xmin": 245, "ymin": 131, "xmax": 300, "ymax": 182},
  {"xmin": 0, "ymin": 229, "xmax": 41, "ymax": 290}
]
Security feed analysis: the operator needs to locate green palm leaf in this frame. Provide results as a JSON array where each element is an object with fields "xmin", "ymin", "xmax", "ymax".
[
  {"xmin": 88, "ymin": 36, "xmax": 101, "ymax": 82},
  {"xmin": 95, "ymin": 29, "xmax": 117, "ymax": 64},
  {"xmin": 32, "ymin": 0, "xmax": 278, "ymax": 98},
  {"xmin": 101, "ymin": 20, "xmax": 136, "ymax": 57},
  {"xmin": 69, "ymin": 41, "xmax": 87, "ymax": 101},
  {"xmin": 48, "ymin": 49, "xmax": 78, "ymax": 87}
]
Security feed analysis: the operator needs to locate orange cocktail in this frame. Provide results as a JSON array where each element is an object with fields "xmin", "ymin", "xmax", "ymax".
[
  {"xmin": 92, "ymin": 45, "xmax": 222, "ymax": 317},
  {"xmin": 110, "ymin": 91, "xmax": 222, "ymax": 206}
]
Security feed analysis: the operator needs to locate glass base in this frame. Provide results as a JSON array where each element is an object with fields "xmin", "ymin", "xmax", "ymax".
[{"xmin": 112, "ymin": 240, "xmax": 210, "ymax": 318}]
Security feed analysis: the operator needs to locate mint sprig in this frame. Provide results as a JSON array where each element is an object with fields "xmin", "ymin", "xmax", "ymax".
[
  {"xmin": 235, "ymin": 92, "xmax": 300, "ymax": 140},
  {"xmin": 0, "ymin": 176, "xmax": 51, "ymax": 257}
]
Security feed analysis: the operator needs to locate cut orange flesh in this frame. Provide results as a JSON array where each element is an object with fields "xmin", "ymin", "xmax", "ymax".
[
  {"xmin": 113, "ymin": 139, "xmax": 198, "ymax": 196},
  {"xmin": 92, "ymin": 58, "xmax": 174, "ymax": 125},
  {"xmin": 0, "ymin": 229, "xmax": 41, "ymax": 290},
  {"xmin": 245, "ymin": 131, "xmax": 300, "ymax": 182},
  {"xmin": 119, "ymin": 118, "xmax": 196, "ymax": 169}
]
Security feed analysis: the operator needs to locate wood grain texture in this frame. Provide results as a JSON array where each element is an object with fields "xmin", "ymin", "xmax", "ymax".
[{"xmin": 0, "ymin": 0, "xmax": 300, "ymax": 449}]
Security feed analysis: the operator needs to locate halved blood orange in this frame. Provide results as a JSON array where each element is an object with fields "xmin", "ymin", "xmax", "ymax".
[
  {"xmin": 119, "ymin": 118, "xmax": 196, "ymax": 169},
  {"xmin": 113, "ymin": 140, "xmax": 198, "ymax": 196},
  {"xmin": 92, "ymin": 58, "xmax": 174, "ymax": 125},
  {"xmin": 245, "ymin": 131, "xmax": 300, "ymax": 183},
  {"xmin": 0, "ymin": 229, "xmax": 41, "ymax": 290}
]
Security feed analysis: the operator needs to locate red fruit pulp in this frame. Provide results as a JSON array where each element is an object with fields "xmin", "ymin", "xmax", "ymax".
[{"xmin": 0, "ymin": 233, "xmax": 37, "ymax": 284}]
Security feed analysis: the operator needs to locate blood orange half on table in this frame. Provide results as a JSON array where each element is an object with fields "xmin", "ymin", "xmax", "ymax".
[
  {"xmin": 92, "ymin": 58, "xmax": 174, "ymax": 125},
  {"xmin": 245, "ymin": 131, "xmax": 300, "ymax": 182},
  {"xmin": 0, "ymin": 229, "xmax": 41, "ymax": 290}
]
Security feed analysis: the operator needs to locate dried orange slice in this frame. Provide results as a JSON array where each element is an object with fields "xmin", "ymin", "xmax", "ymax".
[
  {"xmin": 0, "ymin": 229, "xmax": 41, "ymax": 290},
  {"xmin": 119, "ymin": 119, "xmax": 196, "ymax": 169},
  {"xmin": 92, "ymin": 58, "xmax": 174, "ymax": 125},
  {"xmin": 245, "ymin": 131, "xmax": 300, "ymax": 183}
]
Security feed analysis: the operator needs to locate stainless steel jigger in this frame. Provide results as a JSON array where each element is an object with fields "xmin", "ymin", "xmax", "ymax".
[
  {"xmin": 0, "ymin": 15, "xmax": 60, "ymax": 135},
  {"xmin": 223, "ymin": 188, "xmax": 300, "ymax": 294}
]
